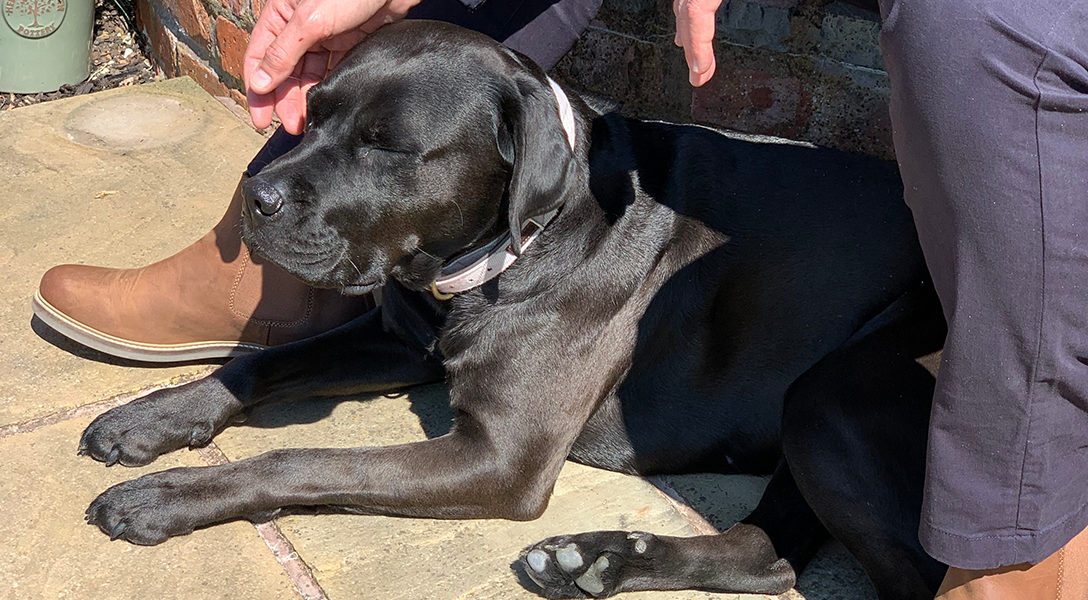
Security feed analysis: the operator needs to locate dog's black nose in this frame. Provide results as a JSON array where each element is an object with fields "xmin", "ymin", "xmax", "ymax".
[{"xmin": 245, "ymin": 178, "xmax": 284, "ymax": 217}]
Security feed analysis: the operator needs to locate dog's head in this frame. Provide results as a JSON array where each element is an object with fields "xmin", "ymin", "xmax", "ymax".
[{"xmin": 240, "ymin": 20, "xmax": 580, "ymax": 295}]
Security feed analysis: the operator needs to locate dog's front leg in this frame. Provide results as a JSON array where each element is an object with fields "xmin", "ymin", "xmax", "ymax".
[
  {"xmin": 86, "ymin": 414, "xmax": 571, "ymax": 545},
  {"xmin": 80, "ymin": 293, "xmax": 445, "ymax": 467},
  {"xmin": 87, "ymin": 293, "xmax": 612, "ymax": 545}
]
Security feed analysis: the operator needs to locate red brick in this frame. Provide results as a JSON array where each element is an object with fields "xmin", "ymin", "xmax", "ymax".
[
  {"xmin": 216, "ymin": 16, "xmax": 249, "ymax": 80},
  {"xmin": 177, "ymin": 43, "xmax": 230, "ymax": 98},
  {"xmin": 229, "ymin": 88, "xmax": 249, "ymax": 112},
  {"xmin": 691, "ymin": 63, "xmax": 812, "ymax": 139},
  {"xmin": 224, "ymin": 0, "xmax": 248, "ymax": 19},
  {"xmin": 161, "ymin": 0, "xmax": 211, "ymax": 47},
  {"xmin": 136, "ymin": 0, "xmax": 178, "ymax": 77}
]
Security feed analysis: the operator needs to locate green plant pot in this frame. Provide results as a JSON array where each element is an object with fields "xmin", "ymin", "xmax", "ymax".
[{"xmin": 0, "ymin": 0, "xmax": 94, "ymax": 93}]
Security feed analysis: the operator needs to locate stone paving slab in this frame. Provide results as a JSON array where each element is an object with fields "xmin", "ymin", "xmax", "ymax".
[
  {"xmin": 0, "ymin": 414, "xmax": 297, "ymax": 600},
  {"xmin": 0, "ymin": 77, "xmax": 266, "ymax": 426}
]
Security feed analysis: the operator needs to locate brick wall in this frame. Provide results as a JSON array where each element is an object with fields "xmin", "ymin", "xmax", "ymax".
[
  {"xmin": 554, "ymin": 0, "xmax": 893, "ymax": 158},
  {"xmin": 136, "ymin": 0, "xmax": 892, "ymax": 157},
  {"xmin": 135, "ymin": 0, "xmax": 254, "ymax": 110}
]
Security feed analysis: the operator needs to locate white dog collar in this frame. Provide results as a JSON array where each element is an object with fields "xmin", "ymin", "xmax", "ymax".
[
  {"xmin": 547, "ymin": 77, "xmax": 577, "ymax": 151},
  {"xmin": 430, "ymin": 78, "xmax": 574, "ymax": 300}
]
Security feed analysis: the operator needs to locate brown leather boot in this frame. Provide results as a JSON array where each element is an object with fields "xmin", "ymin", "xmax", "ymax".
[
  {"xmin": 32, "ymin": 177, "xmax": 374, "ymax": 362},
  {"xmin": 935, "ymin": 524, "xmax": 1088, "ymax": 600}
]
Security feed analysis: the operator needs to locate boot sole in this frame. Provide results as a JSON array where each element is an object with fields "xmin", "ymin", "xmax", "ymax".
[{"xmin": 32, "ymin": 290, "xmax": 267, "ymax": 363}]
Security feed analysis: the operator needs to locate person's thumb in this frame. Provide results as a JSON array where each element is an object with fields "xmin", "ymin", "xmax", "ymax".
[{"xmin": 250, "ymin": 4, "xmax": 327, "ymax": 94}]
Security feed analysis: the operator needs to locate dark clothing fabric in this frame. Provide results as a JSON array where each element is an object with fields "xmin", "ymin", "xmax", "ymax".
[
  {"xmin": 246, "ymin": 0, "xmax": 600, "ymax": 177},
  {"xmin": 246, "ymin": 127, "xmax": 300, "ymax": 178},
  {"xmin": 879, "ymin": 0, "xmax": 1088, "ymax": 569},
  {"xmin": 407, "ymin": 0, "xmax": 600, "ymax": 69}
]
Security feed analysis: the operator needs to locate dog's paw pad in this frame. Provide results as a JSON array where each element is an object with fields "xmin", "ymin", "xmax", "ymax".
[
  {"xmin": 555, "ymin": 544, "xmax": 584, "ymax": 571},
  {"xmin": 526, "ymin": 548, "xmax": 550, "ymax": 575},
  {"xmin": 520, "ymin": 531, "xmax": 655, "ymax": 598},
  {"xmin": 573, "ymin": 555, "xmax": 610, "ymax": 595}
]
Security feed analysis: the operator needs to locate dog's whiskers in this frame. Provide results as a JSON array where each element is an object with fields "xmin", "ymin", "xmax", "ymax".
[
  {"xmin": 448, "ymin": 198, "xmax": 465, "ymax": 227},
  {"xmin": 346, "ymin": 256, "xmax": 363, "ymax": 277},
  {"xmin": 416, "ymin": 248, "xmax": 440, "ymax": 261}
]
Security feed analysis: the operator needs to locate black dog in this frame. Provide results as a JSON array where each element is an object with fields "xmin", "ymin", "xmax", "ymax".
[{"xmin": 78, "ymin": 21, "xmax": 947, "ymax": 600}]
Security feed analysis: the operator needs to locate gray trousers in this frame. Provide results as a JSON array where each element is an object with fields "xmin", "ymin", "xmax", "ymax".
[{"xmin": 879, "ymin": 0, "xmax": 1088, "ymax": 570}]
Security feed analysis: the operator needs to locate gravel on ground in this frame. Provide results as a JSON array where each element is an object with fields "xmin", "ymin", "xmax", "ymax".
[{"xmin": 0, "ymin": 0, "xmax": 161, "ymax": 111}]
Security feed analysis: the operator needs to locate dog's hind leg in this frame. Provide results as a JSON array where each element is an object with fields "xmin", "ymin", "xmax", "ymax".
[
  {"xmin": 518, "ymin": 282, "xmax": 947, "ymax": 600},
  {"xmin": 518, "ymin": 459, "xmax": 825, "ymax": 598},
  {"xmin": 779, "ymin": 281, "xmax": 947, "ymax": 600},
  {"xmin": 79, "ymin": 285, "xmax": 446, "ymax": 467}
]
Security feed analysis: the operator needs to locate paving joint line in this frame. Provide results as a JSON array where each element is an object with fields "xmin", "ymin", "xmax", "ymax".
[
  {"xmin": 194, "ymin": 443, "xmax": 329, "ymax": 600},
  {"xmin": 0, "ymin": 364, "xmax": 327, "ymax": 599},
  {"xmin": 646, "ymin": 475, "xmax": 720, "ymax": 536},
  {"xmin": 0, "ymin": 367, "xmax": 216, "ymax": 439}
]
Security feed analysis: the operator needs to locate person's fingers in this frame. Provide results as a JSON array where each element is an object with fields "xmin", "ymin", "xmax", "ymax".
[
  {"xmin": 245, "ymin": 0, "xmax": 292, "ymax": 124},
  {"xmin": 275, "ymin": 48, "xmax": 344, "ymax": 131},
  {"xmin": 313, "ymin": 29, "xmax": 370, "ymax": 54},
  {"xmin": 675, "ymin": 0, "xmax": 722, "ymax": 86},
  {"xmin": 244, "ymin": 0, "xmax": 293, "ymax": 92},
  {"xmin": 274, "ymin": 77, "xmax": 307, "ymax": 135},
  {"xmin": 243, "ymin": 0, "xmax": 420, "ymax": 126},
  {"xmin": 247, "ymin": 87, "xmax": 275, "ymax": 130},
  {"xmin": 690, "ymin": 59, "xmax": 716, "ymax": 87},
  {"xmin": 687, "ymin": 0, "xmax": 720, "ymax": 86},
  {"xmin": 249, "ymin": 0, "xmax": 412, "ymax": 94},
  {"xmin": 250, "ymin": 0, "xmax": 338, "ymax": 95},
  {"xmin": 290, "ymin": 51, "xmax": 329, "ymax": 125},
  {"xmin": 270, "ymin": 27, "xmax": 383, "ymax": 130}
]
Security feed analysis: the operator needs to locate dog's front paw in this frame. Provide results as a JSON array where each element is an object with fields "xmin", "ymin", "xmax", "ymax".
[
  {"xmin": 86, "ymin": 469, "xmax": 212, "ymax": 545},
  {"xmin": 520, "ymin": 531, "xmax": 655, "ymax": 598},
  {"xmin": 79, "ymin": 382, "xmax": 239, "ymax": 467}
]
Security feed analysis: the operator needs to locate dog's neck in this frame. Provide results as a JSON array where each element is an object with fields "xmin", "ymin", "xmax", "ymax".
[{"xmin": 429, "ymin": 77, "xmax": 576, "ymax": 300}]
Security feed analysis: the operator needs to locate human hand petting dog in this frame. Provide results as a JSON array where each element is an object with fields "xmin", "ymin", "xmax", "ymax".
[
  {"xmin": 673, "ymin": 0, "xmax": 723, "ymax": 86},
  {"xmin": 246, "ymin": 0, "xmax": 722, "ymax": 133},
  {"xmin": 244, "ymin": 0, "xmax": 420, "ymax": 134}
]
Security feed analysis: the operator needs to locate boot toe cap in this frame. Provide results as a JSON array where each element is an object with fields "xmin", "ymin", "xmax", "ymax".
[{"xmin": 37, "ymin": 264, "xmax": 111, "ymax": 321}]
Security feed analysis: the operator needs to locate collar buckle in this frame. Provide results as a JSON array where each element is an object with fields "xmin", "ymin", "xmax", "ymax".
[{"xmin": 430, "ymin": 208, "xmax": 558, "ymax": 300}]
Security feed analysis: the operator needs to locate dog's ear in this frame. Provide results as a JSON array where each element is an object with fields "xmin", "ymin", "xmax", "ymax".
[{"xmin": 497, "ymin": 64, "xmax": 577, "ymax": 256}]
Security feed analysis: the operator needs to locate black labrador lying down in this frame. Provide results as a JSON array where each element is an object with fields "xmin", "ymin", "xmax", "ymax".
[{"xmin": 79, "ymin": 20, "xmax": 947, "ymax": 600}]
